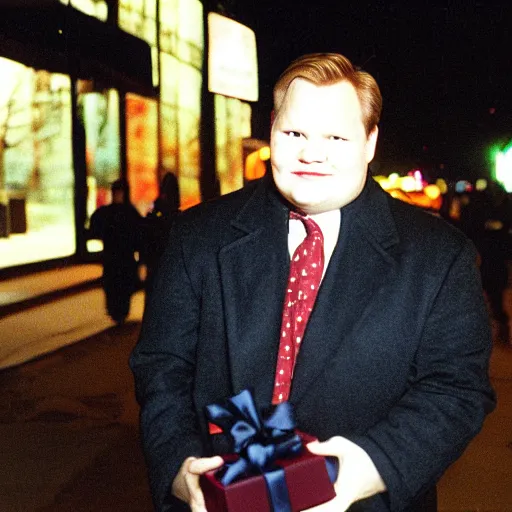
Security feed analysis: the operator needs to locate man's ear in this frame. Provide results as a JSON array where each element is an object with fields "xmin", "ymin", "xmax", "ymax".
[{"xmin": 365, "ymin": 126, "xmax": 379, "ymax": 163}]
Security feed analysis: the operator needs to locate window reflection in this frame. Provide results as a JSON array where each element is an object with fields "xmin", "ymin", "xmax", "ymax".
[
  {"xmin": 0, "ymin": 57, "xmax": 75, "ymax": 269},
  {"xmin": 77, "ymin": 81, "xmax": 121, "ymax": 216},
  {"xmin": 58, "ymin": 0, "xmax": 108, "ymax": 21},
  {"xmin": 126, "ymin": 93, "xmax": 159, "ymax": 215},
  {"xmin": 215, "ymin": 96, "xmax": 252, "ymax": 196}
]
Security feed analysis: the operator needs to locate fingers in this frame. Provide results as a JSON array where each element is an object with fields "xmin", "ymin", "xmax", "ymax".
[
  {"xmin": 306, "ymin": 436, "xmax": 347, "ymax": 456},
  {"xmin": 305, "ymin": 439, "xmax": 322, "ymax": 453},
  {"xmin": 185, "ymin": 456, "xmax": 225, "ymax": 512},
  {"xmin": 306, "ymin": 436, "xmax": 386, "ymax": 507},
  {"xmin": 301, "ymin": 496, "xmax": 349, "ymax": 512},
  {"xmin": 172, "ymin": 456, "xmax": 225, "ymax": 512},
  {"xmin": 183, "ymin": 463, "xmax": 206, "ymax": 512},
  {"xmin": 301, "ymin": 501, "xmax": 329, "ymax": 511},
  {"xmin": 188, "ymin": 455, "xmax": 224, "ymax": 475}
]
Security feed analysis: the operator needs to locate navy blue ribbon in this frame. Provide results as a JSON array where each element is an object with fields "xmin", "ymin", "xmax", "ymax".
[{"xmin": 206, "ymin": 389, "xmax": 338, "ymax": 512}]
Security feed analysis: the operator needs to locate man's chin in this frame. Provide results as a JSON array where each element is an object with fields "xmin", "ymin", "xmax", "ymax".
[
  {"xmin": 274, "ymin": 179, "xmax": 353, "ymax": 212},
  {"xmin": 289, "ymin": 192, "xmax": 358, "ymax": 214},
  {"xmin": 288, "ymin": 197, "xmax": 333, "ymax": 215}
]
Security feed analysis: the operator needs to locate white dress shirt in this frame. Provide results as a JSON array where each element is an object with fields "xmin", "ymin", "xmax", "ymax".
[{"xmin": 288, "ymin": 209, "xmax": 341, "ymax": 280}]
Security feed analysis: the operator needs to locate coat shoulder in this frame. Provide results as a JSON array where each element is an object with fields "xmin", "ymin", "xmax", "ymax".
[
  {"xmin": 387, "ymin": 193, "xmax": 470, "ymax": 249},
  {"xmin": 179, "ymin": 179, "xmax": 262, "ymax": 228},
  {"xmin": 170, "ymin": 179, "xmax": 268, "ymax": 256}
]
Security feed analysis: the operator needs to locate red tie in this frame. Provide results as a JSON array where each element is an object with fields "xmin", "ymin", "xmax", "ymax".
[{"xmin": 272, "ymin": 212, "xmax": 325, "ymax": 404}]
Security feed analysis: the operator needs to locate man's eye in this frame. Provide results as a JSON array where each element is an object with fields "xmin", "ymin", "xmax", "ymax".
[
  {"xmin": 329, "ymin": 135, "xmax": 347, "ymax": 141},
  {"xmin": 285, "ymin": 131, "xmax": 302, "ymax": 138}
]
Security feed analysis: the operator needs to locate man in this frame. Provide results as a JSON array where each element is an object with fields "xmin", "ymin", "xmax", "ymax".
[
  {"xmin": 130, "ymin": 53, "xmax": 495, "ymax": 511},
  {"xmin": 141, "ymin": 172, "xmax": 181, "ymax": 294},
  {"xmin": 88, "ymin": 179, "xmax": 142, "ymax": 324},
  {"xmin": 459, "ymin": 182, "xmax": 512, "ymax": 345}
]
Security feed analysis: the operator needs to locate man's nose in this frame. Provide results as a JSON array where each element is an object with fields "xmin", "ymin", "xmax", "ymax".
[{"xmin": 299, "ymin": 139, "xmax": 327, "ymax": 163}]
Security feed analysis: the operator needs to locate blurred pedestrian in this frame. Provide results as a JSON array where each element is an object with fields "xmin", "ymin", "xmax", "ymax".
[
  {"xmin": 141, "ymin": 172, "xmax": 180, "ymax": 293},
  {"xmin": 460, "ymin": 181, "xmax": 512, "ymax": 343},
  {"xmin": 88, "ymin": 179, "xmax": 142, "ymax": 324}
]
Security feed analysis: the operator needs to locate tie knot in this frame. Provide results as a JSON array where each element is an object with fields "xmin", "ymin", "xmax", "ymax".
[{"xmin": 290, "ymin": 211, "xmax": 323, "ymax": 238}]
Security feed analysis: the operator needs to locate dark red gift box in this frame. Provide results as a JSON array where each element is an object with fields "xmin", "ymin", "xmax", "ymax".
[{"xmin": 199, "ymin": 433, "xmax": 336, "ymax": 512}]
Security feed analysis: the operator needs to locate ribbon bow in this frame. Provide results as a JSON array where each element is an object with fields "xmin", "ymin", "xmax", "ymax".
[{"xmin": 206, "ymin": 389, "xmax": 338, "ymax": 512}]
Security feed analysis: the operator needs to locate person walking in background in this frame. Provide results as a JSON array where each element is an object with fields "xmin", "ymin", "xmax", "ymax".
[
  {"xmin": 88, "ymin": 179, "xmax": 142, "ymax": 324},
  {"xmin": 130, "ymin": 53, "xmax": 495, "ymax": 512},
  {"xmin": 140, "ymin": 172, "xmax": 180, "ymax": 294},
  {"xmin": 460, "ymin": 181, "xmax": 512, "ymax": 344}
]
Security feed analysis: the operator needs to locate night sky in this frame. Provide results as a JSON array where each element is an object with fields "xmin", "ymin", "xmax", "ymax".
[{"xmin": 234, "ymin": 0, "xmax": 512, "ymax": 182}]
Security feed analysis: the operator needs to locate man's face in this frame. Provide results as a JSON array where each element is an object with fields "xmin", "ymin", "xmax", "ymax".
[{"xmin": 270, "ymin": 79, "xmax": 378, "ymax": 214}]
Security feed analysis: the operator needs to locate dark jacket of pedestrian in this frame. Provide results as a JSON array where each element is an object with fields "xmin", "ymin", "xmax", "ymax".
[
  {"xmin": 141, "ymin": 172, "xmax": 180, "ymax": 293},
  {"xmin": 88, "ymin": 180, "xmax": 142, "ymax": 323}
]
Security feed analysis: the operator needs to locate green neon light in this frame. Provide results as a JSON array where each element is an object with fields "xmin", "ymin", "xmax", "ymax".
[{"xmin": 496, "ymin": 143, "xmax": 512, "ymax": 192}]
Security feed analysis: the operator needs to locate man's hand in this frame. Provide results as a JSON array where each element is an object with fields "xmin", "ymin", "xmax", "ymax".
[
  {"xmin": 171, "ymin": 455, "xmax": 224, "ymax": 512},
  {"xmin": 304, "ymin": 436, "xmax": 387, "ymax": 511}
]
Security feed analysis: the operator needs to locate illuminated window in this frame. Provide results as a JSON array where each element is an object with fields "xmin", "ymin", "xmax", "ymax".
[
  {"xmin": 126, "ymin": 93, "xmax": 158, "ymax": 215},
  {"xmin": 245, "ymin": 148, "xmax": 268, "ymax": 181},
  {"xmin": 0, "ymin": 57, "xmax": 75, "ymax": 268},
  {"xmin": 177, "ymin": 63, "xmax": 202, "ymax": 209},
  {"xmin": 208, "ymin": 13, "xmax": 256, "ymax": 196},
  {"xmin": 159, "ymin": 0, "xmax": 203, "ymax": 209},
  {"xmin": 159, "ymin": 0, "xmax": 179, "ymax": 56},
  {"xmin": 215, "ymin": 96, "xmax": 252, "ymax": 195},
  {"xmin": 208, "ymin": 13, "xmax": 258, "ymax": 102},
  {"xmin": 119, "ymin": 0, "xmax": 159, "ymax": 86},
  {"xmin": 77, "ymin": 81, "xmax": 121, "ymax": 219},
  {"xmin": 59, "ymin": 0, "xmax": 108, "ymax": 21},
  {"xmin": 159, "ymin": 52, "xmax": 179, "ymax": 181}
]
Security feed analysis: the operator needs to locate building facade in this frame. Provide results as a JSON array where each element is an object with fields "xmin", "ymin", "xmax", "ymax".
[{"xmin": 0, "ymin": 0, "xmax": 256, "ymax": 272}]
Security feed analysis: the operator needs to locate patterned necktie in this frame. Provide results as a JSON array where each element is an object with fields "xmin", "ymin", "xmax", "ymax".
[{"xmin": 272, "ymin": 211, "xmax": 325, "ymax": 404}]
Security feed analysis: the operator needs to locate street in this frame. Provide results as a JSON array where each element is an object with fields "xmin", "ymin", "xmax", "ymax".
[
  {"xmin": 0, "ymin": 319, "xmax": 152, "ymax": 512},
  {"xmin": 0, "ymin": 288, "xmax": 511, "ymax": 511}
]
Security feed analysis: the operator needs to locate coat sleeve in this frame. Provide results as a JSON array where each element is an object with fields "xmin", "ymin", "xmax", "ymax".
[
  {"xmin": 347, "ymin": 239, "xmax": 496, "ymax": 511},
  {"xmin": 130, "ymin": 219, "xmax": 204, "ymax": 511},
  {"xmin": 87, "ymin": 208, "xmax": 104, "ymax": 240}
]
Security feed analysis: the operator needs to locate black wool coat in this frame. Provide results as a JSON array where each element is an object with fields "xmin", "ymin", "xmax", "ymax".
[{"xmin": 130, "ymin": 174, "xmax": 495, "ymax": 512}]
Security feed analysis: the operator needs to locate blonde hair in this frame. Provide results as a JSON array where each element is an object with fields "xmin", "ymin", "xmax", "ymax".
[{"xmin": 273, "ymin": 53, "xmax": 382, "ymax": 135}]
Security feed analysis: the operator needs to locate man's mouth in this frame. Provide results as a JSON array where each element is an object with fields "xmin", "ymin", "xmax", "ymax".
[{"xmin": 292, "ymin": 171, "xmax": 331, "ymax": 177}]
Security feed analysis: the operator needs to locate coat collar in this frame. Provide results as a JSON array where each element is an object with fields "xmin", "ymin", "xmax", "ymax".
[
  {"xmin": 290, "ymin": 176, "xmax": 400, "ymax": 404},
  {"xmin": 218, "ymin": 174, "xmax": 400, "ymax": 407},
  {"xmin": 218, "ymin": 175, "xmax": 291, "ymax": 406}
]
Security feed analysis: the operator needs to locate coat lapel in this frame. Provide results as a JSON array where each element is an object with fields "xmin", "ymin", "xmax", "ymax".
[
  {"xmin": 218, "ymin": 176, "xmax": 401, "ymax": 408},
  {"xmin": 290, "ymin": 179, "xmax": 401, "ymax": 405},
  {"xmin": 219, "ymin": 178, "xmax": 291, "ymax": 405}
]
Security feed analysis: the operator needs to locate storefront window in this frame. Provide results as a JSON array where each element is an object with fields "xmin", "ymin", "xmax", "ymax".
[
  {"xmin": 215, "ymin": 95, "xmax": 252, "ymax": 196},
  {"xmin": 77, "ymin": 81, "xmax": 121, "ymax": 253},
  {"xmin": 59, "ymin": 0, "xmax": 108, "ymax": 21},
  {"xmin": 126, "ymin": 93, "xmax": 159, "ymax": 215},
  {"xmin": 78, "ymin": 83, "xmax": 121, "ymax": 215},
  {"xmin": 159, "ymin": 0, "xmax": 203, "ymax": 209},
  {"xmin": 176, "ymin": 62, "xmax": 202, "ymax": 210},
  {"xmin": 119, "ymin": 0, "xmax": 159, "ymax": 87},
  {"xmin": 0, "ymin": 57, "xmax": 75, "ymax": 269},
  {"xmin": 159, "ymin": 52, "xmax": 179, "ymax": 182}
]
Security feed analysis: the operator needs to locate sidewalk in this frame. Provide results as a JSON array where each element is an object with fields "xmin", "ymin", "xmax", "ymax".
[
  {"xmin": 0, "ymin": 263, "xmax": 145, "ymax": 370},
  {"xmin": 0, "ymin": 263, "xmax": 103, "ymax": 316},
  {"xmin": 0, "ymin": 321, "xmax": 153, "ymax": 512}
]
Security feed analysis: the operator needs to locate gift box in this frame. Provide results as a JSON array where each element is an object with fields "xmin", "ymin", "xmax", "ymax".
[{"xmin": 199, "ymin": 389, "xmax": 337, "ymax": 512}]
